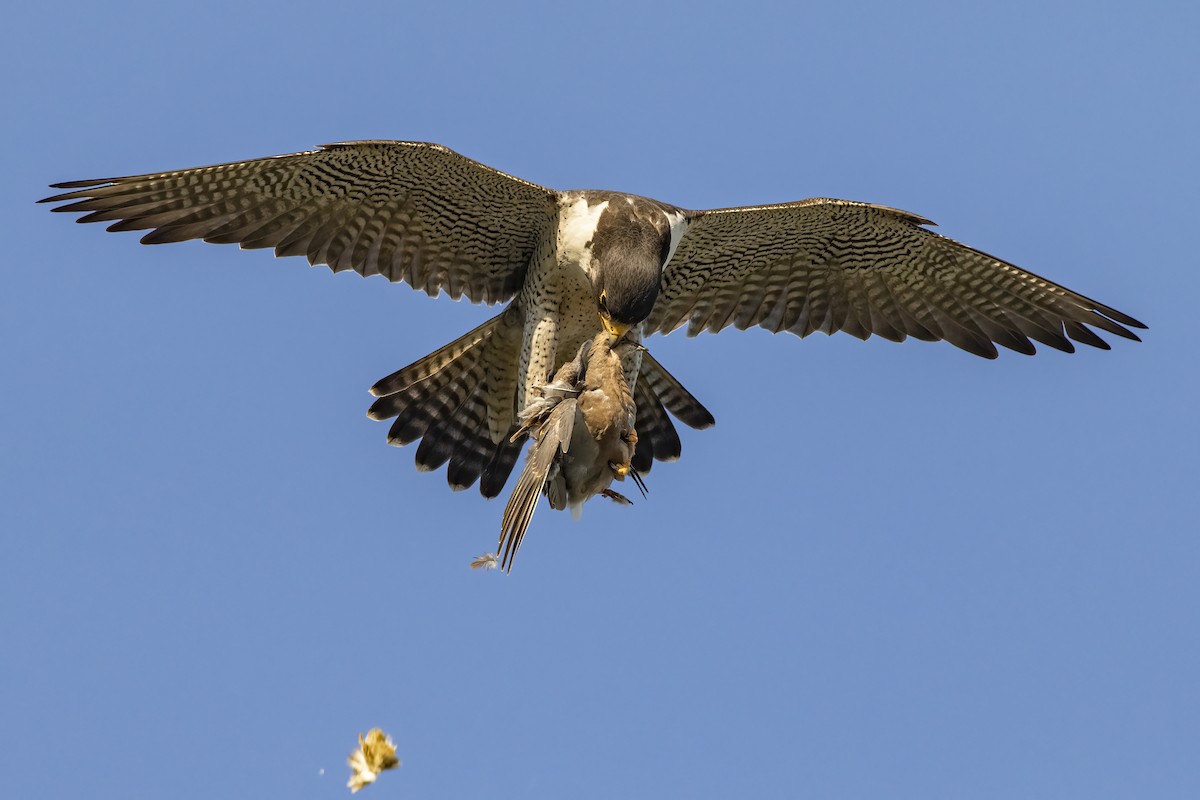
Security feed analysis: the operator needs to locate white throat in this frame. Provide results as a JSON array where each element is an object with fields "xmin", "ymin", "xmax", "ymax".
[{"xmin": 556, "ymin": 196, "xmax": 609, "ymax": 278}]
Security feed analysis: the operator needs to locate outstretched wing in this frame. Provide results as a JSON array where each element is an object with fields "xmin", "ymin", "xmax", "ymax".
[
  {"xmin": 41, "ymin": 141, "xmax": 559, "ymax": 305},
  {"xmin": 645, "ymin": 199, "xmax": 1146, "ymax": 358}
]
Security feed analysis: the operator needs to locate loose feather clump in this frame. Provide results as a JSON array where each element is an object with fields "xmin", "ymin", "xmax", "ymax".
[
  {"xmin": 347, "ymin": 728, "xmax": 400, "ymax": 793},
  {"xmin": 470, "ymin": 552, "xmax": 499, "ymax": 570}
]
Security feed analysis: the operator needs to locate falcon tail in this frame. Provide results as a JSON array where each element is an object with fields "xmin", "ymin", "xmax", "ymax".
[
  {"xmin": 366, "ymin": 309, "xmax": 716, "ymax": 498},
  {"xmin": 367, "ymin": 309, "xmax": 526, "ymax": 498},
  {"xmin": 630, "ymin": 351, "xmax": 715, "ymax": 474}
]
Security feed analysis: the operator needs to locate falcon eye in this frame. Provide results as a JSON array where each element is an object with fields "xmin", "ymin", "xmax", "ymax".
[{"xmin": 598, "ymin": 290, "xmax": 609, "ymax": 314}]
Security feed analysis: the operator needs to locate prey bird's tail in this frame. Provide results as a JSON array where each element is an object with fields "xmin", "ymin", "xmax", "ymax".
[{"xmin": 367, "ymin": 308, "xmax": 526, "ymax": 497}]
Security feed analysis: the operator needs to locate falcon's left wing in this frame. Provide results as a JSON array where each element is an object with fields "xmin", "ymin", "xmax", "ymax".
[{"xmin": 645, "ymin": 199, "xmax": 1145, "ymax": 358}]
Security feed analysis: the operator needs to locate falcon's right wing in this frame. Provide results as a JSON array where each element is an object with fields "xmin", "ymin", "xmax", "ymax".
[{"xmin": 41, "ymin": 140, "xmax": 560, "ymax": 305}]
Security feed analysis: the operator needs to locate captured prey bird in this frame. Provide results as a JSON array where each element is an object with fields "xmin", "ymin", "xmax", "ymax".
[
  {"xmin": 499, "ymin": 331, "xmax": 645, "ymax": 572},
  {"xmin": 41, "ymin": 140, "xmax": 1145, "ymax": 514}
]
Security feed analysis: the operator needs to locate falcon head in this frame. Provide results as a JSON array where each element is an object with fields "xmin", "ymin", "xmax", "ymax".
[
  {"xmin": 592, "ymin": 280, "xmax": 652, "ymax": 340},
  {"xmin": 590, "ymin": 199, "xmax": 677, "ymax": 339},
  {"xmin": 593, "ymin": 254, "xmax": 661, "ymax": 339}
]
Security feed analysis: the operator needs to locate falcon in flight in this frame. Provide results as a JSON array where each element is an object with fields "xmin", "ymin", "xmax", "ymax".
[{"xmin": 42, "ymin": 140, "xmax": 1145, "ymax": 501}]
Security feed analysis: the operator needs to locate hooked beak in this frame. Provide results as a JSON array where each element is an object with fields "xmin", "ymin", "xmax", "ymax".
[
  {"xmin": 609, "ymin": 461, "xmax": 630, "ymax": 479},
  {"xmin": 600, "ymin": 314, "xmax": 630, "ymax": 339}
]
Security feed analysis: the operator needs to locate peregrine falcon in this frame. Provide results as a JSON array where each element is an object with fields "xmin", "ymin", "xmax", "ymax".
[{"xmin": 41, "ymin": 140, "xmax": 1146, "ymax": 502}]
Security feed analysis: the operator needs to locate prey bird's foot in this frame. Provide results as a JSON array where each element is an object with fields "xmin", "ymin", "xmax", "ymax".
[{"xmin": 600, "ymin": 488, "xmax": 634, "ymax": 505}]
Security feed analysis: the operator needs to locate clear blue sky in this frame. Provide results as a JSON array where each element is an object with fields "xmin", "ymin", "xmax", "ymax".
[{"xmin": 5, "ymin": 2, "xmax": 1197, "ymax": 798}]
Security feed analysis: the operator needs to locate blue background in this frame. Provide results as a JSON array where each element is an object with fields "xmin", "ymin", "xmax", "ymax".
[{"xmin": 5, "ymin": 2, "xmax": 1196, "ymax": 798}]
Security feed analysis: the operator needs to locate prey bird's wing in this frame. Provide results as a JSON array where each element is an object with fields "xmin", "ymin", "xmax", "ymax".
[
  {"xmin": 41, "ymin": 141, "xmax": 559, "ymax": 305},
  {"xmin": 499, "ymin": 398, "xmax": 578, "ymax": 573},
  {"xmin": 646, "ymin": 199, "xmax": 1146, "ymax": 358}
]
